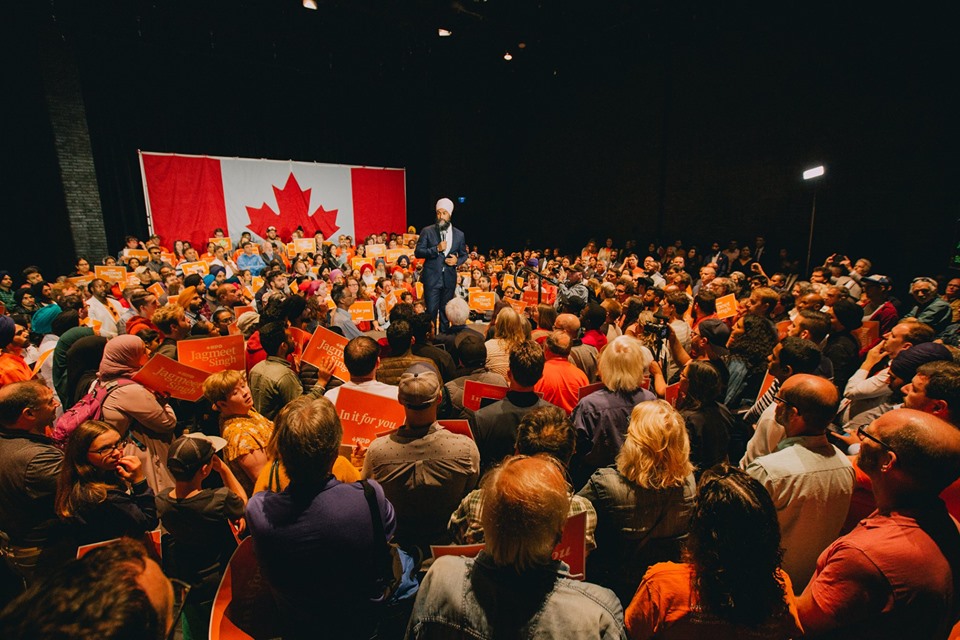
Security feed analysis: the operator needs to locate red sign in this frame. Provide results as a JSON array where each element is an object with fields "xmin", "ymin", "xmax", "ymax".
[
  {"xmin": 551, "ymin": 511, "xmax": 587, "ymax": 579},
  {"xmin": 462, "ymin": 380, "xmax": 509, "ymax": 411},
  {"xmin": 577, "ymin": 381, "xmax": 606, "ymax": 401},
  {"xmin": 176, "ymin": 335, "xmax": 245, "ymax": 374},
  {"xmin": 851, "ymin": 320, "xmax": 881, "ymax": 351},
  {"xmin": 133, "ymin": 354, "xmax": 209, "ymax": 401},
  {"xmin": 757, "ymin": 371, "xmax": 777, "ymax": 403},
  {"xmin": 438, "ymin": 419, "xmax": 474, "ymax": 440},
  {"xmin": 300, "ymin": 326, "xmax": 351, "ymax": 382},
  {"xmin": 664, "ymin": 382, "xmax": 682, "ymax": 408},
  {"xmin": 334, "ymin": 387, "xmax": 406, "ymax": 447}
]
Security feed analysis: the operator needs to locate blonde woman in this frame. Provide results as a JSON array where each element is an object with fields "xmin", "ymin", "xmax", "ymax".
[
  {"xmin": 483, "ymin": 307, "xmax": 527, "ymax": 378},
  {"xmin": 577, "ymin": 400, "xmax": 697, "ymax": 606}
]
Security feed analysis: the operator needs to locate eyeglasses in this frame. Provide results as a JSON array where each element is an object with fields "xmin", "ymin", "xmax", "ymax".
[
  {"xmin": 88, "ymin": 438, "xmax": 129, "ymax": 457},
  {"xmin": 857, "ymin": 424, "xmax": 896, "ymax": 453},
  {"xmin": 772, "ymin": 395, "xmax": 795, "ymax": 408},
  {"xmin": 166, "ymin": 578, "xmax": 193, "ymax": 640}
]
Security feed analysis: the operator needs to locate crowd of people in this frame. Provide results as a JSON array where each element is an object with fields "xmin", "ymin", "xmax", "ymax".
[{"xmin": 1, "ymin": 213, "xmax": 960, "ymax": 640}]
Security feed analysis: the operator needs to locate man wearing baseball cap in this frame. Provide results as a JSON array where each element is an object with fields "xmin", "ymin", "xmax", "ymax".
[
  {"xmin": 362, "ymin": 363, "xmax": 479, "ymax": 556},
  {"xmin": 415, "ymin": 198, "xmax": 468, "ymax": 332}
]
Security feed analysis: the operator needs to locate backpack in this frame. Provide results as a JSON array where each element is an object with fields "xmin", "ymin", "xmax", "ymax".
[{"xmin": 52, "ymin": 378, "xmax": 136, "ymax": 447}]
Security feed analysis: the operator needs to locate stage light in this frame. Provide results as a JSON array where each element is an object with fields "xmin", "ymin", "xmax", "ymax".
[
  {"xmin": 802, "ymin": 164, "xmax": 826, "ymax": 274},
  {"xmin": 302, "ymin": 0, "xmax": 317, "ymax": 9},
  {"xmin": 504, "ymin": 52, "xmax": 513, "ymax": 61},
  {"xmin": 803, "ymin": 165, "xmax": 825, "ymax": 180},
  {"xmin": 438, "ymin": 28, "xmax": 452, "ymax": 37},
  {"xmin": 457, "ymin": 196, "xmax": 466, "ymax": 204}
]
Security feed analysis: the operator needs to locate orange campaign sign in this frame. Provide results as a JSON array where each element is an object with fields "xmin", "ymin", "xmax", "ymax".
[
  {"xmin": 366, "ymin": 243, "xmax": 387, "ymax": 259},
  {"xmin": 551, "ymin": 511, "xmax": 587, "ymax": 579},
  {"xmin": 756, "ymin": 371, "xmax": 777, "ymax": 403},
  {"xmin": 133, "ymin": 354, "xmax": 209, "ymax": 401},
  {"xmin": 468, "ymin": 291, "xmax": 495, "ymax": 312},
  {"xmin": 176, "ymin": 335, "xmax": 245, "ymax": 374},
  {"xmin": 285, "ymin": 242, "xmax": 297, "ymax": 258},
  {"xmin": 252, "ymin": 276, "xmax": 264, "ymax": 291},
  {"xmin": 334, "ymin": 387, "xmax": 406, "ymax": 447},
  {"xmin": 851, "ymin": 320, "xmax": 880, "ymax": 351},
  {"xmin": 180, "ymin": 261, "xmax": 210, "ymax": 277},
  {"xmin": 384, "ymin": 248, "xmax": 404, "ymax": 264},
  {"xmin": 351, "ymin": 256, "xmax": 374, "ymax": 272},
  {"xmin": 234, "ymin": 305, "xmax": 255, "ymax": 318},
  {"xmin": 437, "ymin": 419, "xmax": 474, "ymax": 440},
  {"xmin": 83, "ymin": 317, "xmax": 103, "ymax": 335},
  {"xmin": 463, "ymin": 380, "xmax": 509, "ymax": 411},
  {"xmin": 777, "ymin": 320, "xmax": 793, "ymax": 340},
  {"xmin": 415, "ymin": 282, "xmax": 424, "ymax": 299},
  {"xmin": 348, "ymin": 300, "xmax": 375, "ymax": 322},
  {"xmin": 209, "ymin": 237, "xmax": 232, "ymax": 250},
  {"xmin": 402, "ymin": 233, "xmax": 419, "ymax": 245},
  {"xmin": 94, "ymin": 266, "xmax": 127, "ymax": 284},
  {"xmin": 541, "ymin": 283, "xmax": 558, "ymax": 305},
  {"xmin": 300, "ymin": 326, "xmax": 351, "ymax": 381},
  {"xmin": 504, "ymin": 298, "xmax": 527, "ymax": 314},
  {"xmin": 522, "ymin": 290, "xmax": 541, "ymax": 306},
  {"xmin": 123, "ymin": 248, "xmax": 150, "ymax": 261},
  {"xmin": 125, "ymin": 274, "xmax": 142, "ymax": 288},
  {"xmin": 715, "ymin": 293, "xmax": 739, "ymax": 319},
  {"xmin": 294, "ymin": 238, "xmax": 316, "ymax": 255},
  {"xmin": 161, "ymin": 252, "xmax": 177, "ymax": 265},
  {"xmin": 68, "ymin": 275, "xmax": 95, "ymax": 288},
  {"xmin": 147, "ymin": 283, "xmax": 166, "ymax": 298},
  {"xmin": 500, "ymin": 274, "xmax": 524, "ymax": 290}
]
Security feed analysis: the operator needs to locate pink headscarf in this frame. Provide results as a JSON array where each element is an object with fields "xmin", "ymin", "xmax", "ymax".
[{"xmin": 98, "ymin": 335, "xmax": 146, "ymax": 380}]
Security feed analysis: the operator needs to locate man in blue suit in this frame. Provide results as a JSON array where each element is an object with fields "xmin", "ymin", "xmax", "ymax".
[{"xmin": 416, "ymin": 198, "xmax": 468, "ymax": 332}]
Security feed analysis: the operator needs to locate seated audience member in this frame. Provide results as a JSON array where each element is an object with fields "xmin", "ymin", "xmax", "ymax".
[
  {"xmin": 724, "ymin": 314, "xmax": 778, "ymax": 409},
  {"xmin": 745, "ymin": 375, "xmax": 854, "ymax": 591},
  {"xmin": 158, "ymin": 433, "xmax": 247, "ymax": 638},
  {"xmin": 678, "ymin": 360, "xmax": 737, "ymax": 474},
  {"xmin": 444, "ymin": 334, "xmax": 508, "ymax": 419},
  {"xmin": 572, "ymin": 335, "xmax": 657, "ymax": 483},
  {"xmin": 625, "ymin": 465, "xmax": 803, "ymax": 638},
  {"xmin": 449, "ymin": 405, "xmax": 597, "ymax": 552},
  {"xmin": 580, "ymin": 302, "xmax": 609, "ymax": 350},
  {"xmin": 903, "ymin": 276, "xmax": 952, "ymax": 335},
  {"xmin": 246, "ymin": 395, "xmax": 414, "ymax": 639},
  {"xmin": 84, "ymin": 278, "xmax": 125, "ymax": 339},
  {"xmin": 324, "ymin": 335, "xmax": 400, "ymax": 404},
  {"xmin": 248, "ymin": 321, "xmax": 328, "ymax": 421},
  {"xmin": 556, "ymin": 312, "xmax": 600, "ymax": 382},
  {"xmin": 484, "ymin": 307, "xmax": 527, "ymax": 379},
  {"xmin": 798, "ymin": 409, "xmax": 960, "ymax": 638},
  {"xmin": 0, "ymin": 316, "xmax": 34, "ymax": 386},
  {"xmin": 408, "ymin": 455, "xmax": 625, "ymax": 639},
  {"xmin": 95, "ymin": 335, "xmax": 179, "ymax": 495},
  {"xmin": 56, "ymin": 421, "xmax": 158, "ymax": 547},
  {"xmin": 822, "ymin": 298, "xmax": 863, "ymax": 393},
  {"xmin": 0, "ymin": 538, "xmax": 178, "ymax": 639},
  {"xmin": 579, "ymin": 400, "xmax": 697, "ymax": 606},
  {"xmin": 122, "ymin": 290, "xmax": 160, "ymax": 337},
  {"xmin": 376, "ymin": 320, "xmax": 435, "ymax": 385},
  {"xmin": 362, "ymin": 364, "xmax": 479, "ymax": 556},
  {"xmin": 409, "ymin": 312, "xmax": 457, "ymax": 382},
  {"xmin": 329, "ymin": 282, "xmax": 363, "ymax": 339},
  {"xmin": 203, "ymin": 370, "xmax": 274, "ymax": 496},
  {"xmin": 843, "ymin": 320, "xmax": 934, "ymax": 420},
  {"xmin": 472, "ymin": 340, "xmax": 554, "ymax": 471},
  {"xmin": 861, "ymin": 274, "xmax": 899, "ymax": 336},
  {"xmin": 0, "ymin": 380, "xmax": 62, "ymax": 583},
  {"xmin": 534, "ymin": 331, "xmax": 589, "ymax": 414}
]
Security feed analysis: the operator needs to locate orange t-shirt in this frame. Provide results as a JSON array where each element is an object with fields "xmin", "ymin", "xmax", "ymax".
[
  {"xmin": 625, "ymin": 562, "xmax": 803, "ymax": 640},
  {"xmin": 0, "ymin": 352, "xmax": 34, "ymax": 386}
]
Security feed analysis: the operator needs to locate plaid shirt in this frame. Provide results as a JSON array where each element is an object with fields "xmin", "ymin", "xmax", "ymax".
[{"xmin": 448, "ymin": 488, "xmax": 597, "ymax": 553}]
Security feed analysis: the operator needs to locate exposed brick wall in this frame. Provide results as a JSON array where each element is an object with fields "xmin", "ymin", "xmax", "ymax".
[{"xmin": 38, "ymin": 21, "xmax": 109, "ymax": 261}]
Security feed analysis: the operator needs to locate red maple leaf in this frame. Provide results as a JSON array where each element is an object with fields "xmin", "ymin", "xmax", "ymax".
[{"xmin": 245, "ymin": 173, "xmax": 340, "ymax": 239}]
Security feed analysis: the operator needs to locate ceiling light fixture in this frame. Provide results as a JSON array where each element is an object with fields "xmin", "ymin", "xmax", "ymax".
[
  {"xmin": 302, "ymin": 0, "xmax": 317, "ymax": 9},
  {"xmin": 503, "ymin": 52, "xmax": 513, "ymax": 61},
  {"xmin": 438, "ymin": 28, "xmax": 452, "ymax": 37}
]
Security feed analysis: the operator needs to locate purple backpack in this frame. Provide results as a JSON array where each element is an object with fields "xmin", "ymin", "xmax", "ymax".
[{"xmin": 52, "ymin": 378, "xmax": 136, "ymax": 447}]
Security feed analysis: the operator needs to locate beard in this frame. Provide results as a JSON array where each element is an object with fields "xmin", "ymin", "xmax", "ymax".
[{"xmin": 437, "ymin": 219, "xmax": 450, "ymax": 232}]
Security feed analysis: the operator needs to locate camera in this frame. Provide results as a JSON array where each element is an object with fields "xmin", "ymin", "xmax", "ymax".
[{"xmin": 643, "ymin": 320, "xmax": 669, "ymax": 340}]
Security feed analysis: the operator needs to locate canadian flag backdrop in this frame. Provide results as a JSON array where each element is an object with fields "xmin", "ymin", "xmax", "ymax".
[{"xmin": 138, "ymin": 152, "xmax": 407, "ymax": 251}]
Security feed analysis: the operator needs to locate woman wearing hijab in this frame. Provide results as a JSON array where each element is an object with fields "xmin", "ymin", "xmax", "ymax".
[{"xmin": 97, "ymin": 335, "xmax": 178, "ymax": 493}]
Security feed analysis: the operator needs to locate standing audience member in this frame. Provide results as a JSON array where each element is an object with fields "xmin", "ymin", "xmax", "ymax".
[
  {"xmin": 408, "ymin": 455, "xmax": 625, "ymax": 639},
  {"xmin": 678, "ymin": 360, "xmax": 737, "ymax": 474},
  {"xmin": 579, "ymin": 401, "xmax": 697, "ymax": 606}
]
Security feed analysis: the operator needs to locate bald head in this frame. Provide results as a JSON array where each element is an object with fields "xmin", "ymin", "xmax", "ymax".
[
  {"xmin": 554, "ymin": 313, "xmax": 580, "ymax": 337},
  {"xmin": 797, "ymin": 292, "xmax": 825, "ymax": 312},
  {"xmin": 867, "ymin": 408, "xmax": 960, "ymax": 495},
  {"xmin": 780, "ymin": 373, "xmax": 839, "ymax": 433}
]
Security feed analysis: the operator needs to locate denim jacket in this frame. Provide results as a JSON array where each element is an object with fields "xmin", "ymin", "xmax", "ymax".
[{"xmin": 407, "ymin": 551, "xmax": 627, "ymax": 639}]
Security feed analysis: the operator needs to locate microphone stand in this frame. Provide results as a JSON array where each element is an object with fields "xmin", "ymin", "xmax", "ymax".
[{"xmin": 516, "ymin": 266, "xmax": 560, "ymax": 305}]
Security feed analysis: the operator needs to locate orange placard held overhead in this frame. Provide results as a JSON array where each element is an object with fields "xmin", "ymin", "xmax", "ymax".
[
  {"xmin": 715, "ymin": 293, "xmax": 738, "ymax": 319},
  {"xmin": 147, "ymin": 283, "xmax": 166, "ymax": 299},
  {"xmin": 123, "ymin": 248, "xmax": 150, "ymax": 261},
  {"xmin": 366, "ymin": 244, "xmax": 387, "ymax": 259},
  {"xmin": 348, "ymin": 300, "xmax": 375, "ymax": 322},
  {"xmin": 300, "ymin": 326, "xmax": 351, "ymax": 382},
  {"xmin": 462, "ymin": 380, "xmax": 508, "ymax": 411},
  {"xmin": 293, "ymin": 238, "xmax": 315, "ymax": 255},
  {"xmin": 209, "ymin": 237, "xmax": 232, "ymax": 250},
  {"xmin": 351, "ymin": 256, "xmax": 374, "ymax": 272},
  {"xmin": 180, "ymin": 261, "xmax": 210, "ymax": 277},
  {"xmin": 333, "ymin": 387, "xmax": 406, "ymax": 447},
  {"xmin": 94, "ymin": 266, "xmax": 127, "ymax": 284},
  {"xmin": 68, "ymin": 275, "xmax": 95, "ymax": 288},
  {"xmin": 133, "ymin": 355, "xmax": 209, "ymax": 401},
  {"xmin": 501, "ymin": 274, "xmax": 524, "ymax": 291},
  {"xmin": 176, "ymin": 335, "xmax": 245, "ymax": 374},
  {"xmin": 468, "ymin": 291, "xmax": 495, "ymax": 312}
]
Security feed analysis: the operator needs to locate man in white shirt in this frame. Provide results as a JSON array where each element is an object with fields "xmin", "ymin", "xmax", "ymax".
[
  {"xmin": 324, "ymin": 336, "xmax": 399, "ymax": 405},
  {"xmin": 85, "ymin": 278, "xmax": 125, "ymax": 338}
]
